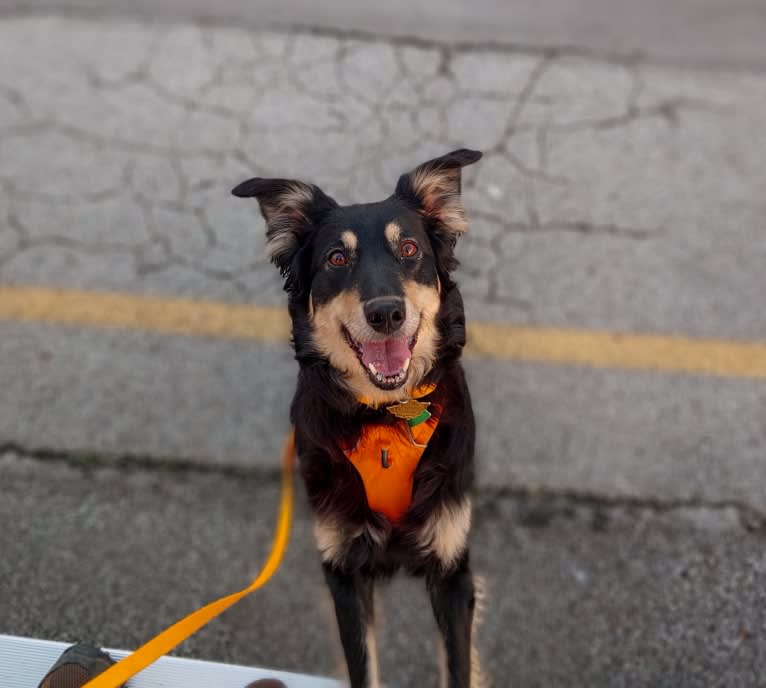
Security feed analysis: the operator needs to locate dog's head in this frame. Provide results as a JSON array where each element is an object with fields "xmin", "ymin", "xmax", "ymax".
[{"xmin": 233, "ymin": 149, "xmax": 481, "ymax": 406}]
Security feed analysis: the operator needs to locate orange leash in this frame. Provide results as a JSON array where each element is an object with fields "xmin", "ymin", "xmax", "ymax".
[{"xmin": 82, "ymin": 430, "xmax": 296, "ymax": 688}]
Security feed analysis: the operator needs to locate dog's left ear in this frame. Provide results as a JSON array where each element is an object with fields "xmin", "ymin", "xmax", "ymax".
[
  {"xmin": 395, "ymin": 148, "xmax": 482, "ymax": 242},
  {"xmin": 232, "ymin": 177, "xmax": 338, "ymax": 286}
]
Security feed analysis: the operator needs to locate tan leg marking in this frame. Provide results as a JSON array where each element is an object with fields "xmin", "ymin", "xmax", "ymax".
[
  {"xmin": 471, "ymin": 575, "xmax": 491, "ymax": 688},
  {"xmin": 313, "ymin": 517, "xmax": 388, "ymax": 566},
  {"xmin": 436, "ymin": 632, "xmax": 448, "ymax": 688},
  {"xmin": 366, "ymin": 625, "xmax": 381, "ymax": 688},
  {"xmin": 434, "ymin": 574, "xmax": 490, "ymax": 687},
  {"xmin": 313, "ymin": 518, "xmax": 348, "ymax": 566},
  {"xmin": 417, "ymin": 498, "xmax": 472, "ymax": 570}
]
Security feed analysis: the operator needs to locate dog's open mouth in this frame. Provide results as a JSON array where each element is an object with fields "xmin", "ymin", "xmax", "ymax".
[{"xmin": 343, "ymin": 327, "xmax": 416, "ymax": 390}]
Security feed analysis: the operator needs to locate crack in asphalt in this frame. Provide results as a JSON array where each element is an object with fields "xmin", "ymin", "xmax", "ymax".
[
  {"xmin": 1, "ymin": 17, "xmax": 764, "ymax": 506},
  {"xmin": 3, "ymin": 442, "xmax": 764, "ymax": 531},
  {"xmin": 0, "ymin": 15, "xmax": 737, "ymax": 306}
]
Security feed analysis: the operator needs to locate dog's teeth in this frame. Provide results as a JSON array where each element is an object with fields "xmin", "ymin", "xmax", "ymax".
[
  {"xmin": 402, "ymin": 357, "xmax": 411, "ymax": 373},
  {"xmin": 367, "ymin": 362, "xmax": 378, "ymax": 375}
]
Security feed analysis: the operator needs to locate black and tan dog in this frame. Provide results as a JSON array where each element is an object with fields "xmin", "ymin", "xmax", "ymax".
[{"xmin": 233, "ymin": 149, "xmax": 483, "ymax": 688}]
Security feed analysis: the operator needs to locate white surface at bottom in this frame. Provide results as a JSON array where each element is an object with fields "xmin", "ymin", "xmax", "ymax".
[{"xmin": 0, "ymin": 634, "xmax": 342, "ymax": 688}]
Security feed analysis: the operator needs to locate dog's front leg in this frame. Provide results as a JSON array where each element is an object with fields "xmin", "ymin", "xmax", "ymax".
[
  {"xmin": 323, "ymin": 563, "xmax": 378, "ymax": 688},
  {"xmin": 428, "ymin": 552, "xmax": 475, "ymax": 688}
]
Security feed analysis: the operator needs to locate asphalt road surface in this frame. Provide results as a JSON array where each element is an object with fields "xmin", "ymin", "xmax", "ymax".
[
  {"xmin": 1, "ymin": 3, "xmax": 765, "ymax": 687},
  {"xmin": 3, "ymin": 452, "xmax": 766, "ymax": 687},
  {"xmin": 4, "ymin": 0, "xmax": 766, "ymax": 69}
]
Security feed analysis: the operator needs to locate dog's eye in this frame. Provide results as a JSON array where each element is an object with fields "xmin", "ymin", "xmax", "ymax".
[
  {"xmin": 327, "ymin": 250, "xmax": 348, "ymax": 267},
  {"xmin": 400, "ymin": 239, "xmax": 419, "ymax": 258}
]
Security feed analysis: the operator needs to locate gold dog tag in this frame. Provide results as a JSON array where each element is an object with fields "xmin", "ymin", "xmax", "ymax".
[{"xmin": 387, "ymin": 399, "xmax": 432, "ymax": 426}]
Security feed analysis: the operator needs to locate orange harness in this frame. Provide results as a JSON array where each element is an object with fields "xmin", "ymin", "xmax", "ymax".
[{"xmin": 344, "ymin": 385, "xmax": 439, "ymax": 522}]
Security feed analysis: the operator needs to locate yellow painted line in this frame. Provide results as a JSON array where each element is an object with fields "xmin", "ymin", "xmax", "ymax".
[
  {"xmin": 1, "ymin": 284, "xmax": 766, "ymax": 380},
  {"xmin": 467, "ymin": 322, "xmax": 766, "ymax": 380},
  {"xmin": 0, "ymin": 285, "xmax": 291, "ymax": 342}
]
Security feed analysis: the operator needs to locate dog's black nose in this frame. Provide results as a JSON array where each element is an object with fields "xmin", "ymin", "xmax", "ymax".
[{"xmin": 364, "ymin": 297, "xmax": 406, "ymax": 334}]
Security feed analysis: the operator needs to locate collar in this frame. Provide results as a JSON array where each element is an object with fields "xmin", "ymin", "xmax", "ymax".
[{"xmin": 355, "ymin": 382, "xmax": 437, "ymax": 408}]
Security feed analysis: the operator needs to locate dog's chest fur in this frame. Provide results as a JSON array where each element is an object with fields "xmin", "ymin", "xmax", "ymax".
[{"xmin": 292, "ymin": 319, "xmax": 475, "ymax": 577}]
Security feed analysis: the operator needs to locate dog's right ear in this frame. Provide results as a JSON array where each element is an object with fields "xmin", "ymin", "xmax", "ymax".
[
  {"xmin": 395, "ymin": 149, "xmax": 482, "ymax": 242},
  {"xmin": 232, "ymin": 177, "xmax": 338, "ymax": 282}
]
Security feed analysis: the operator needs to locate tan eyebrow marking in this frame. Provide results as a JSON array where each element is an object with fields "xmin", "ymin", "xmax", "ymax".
[
  {"xmin": 384, "ymin": 221, "xmax": 401, "ymax": 247},
  {"xmin": 340, "ymin": 230, "xmax": 358, "ymax": 252}
]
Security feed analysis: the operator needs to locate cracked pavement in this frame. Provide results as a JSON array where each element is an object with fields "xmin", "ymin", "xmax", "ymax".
[
  {"xmin": 1, "ymin": 10, "xmax": 766, "ymax": 687},
  {"xmin": 1, "ymin": 17, "xmax": 764, "ymax": 318}
]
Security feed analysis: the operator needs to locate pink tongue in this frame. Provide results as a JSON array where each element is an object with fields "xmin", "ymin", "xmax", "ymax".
[{"xmin": 360, "ymin": 337, "xmax": 410, "ymax": 377}]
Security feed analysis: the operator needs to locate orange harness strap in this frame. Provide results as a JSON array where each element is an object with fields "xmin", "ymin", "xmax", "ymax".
[{"xmin": 345, "ymin": 385, "xmax": 440, "ymax": 522}]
